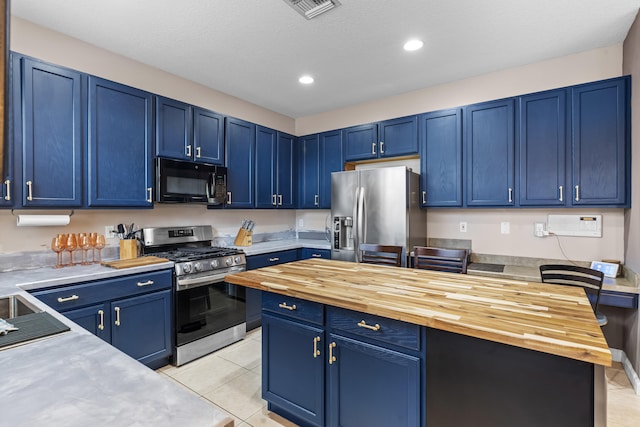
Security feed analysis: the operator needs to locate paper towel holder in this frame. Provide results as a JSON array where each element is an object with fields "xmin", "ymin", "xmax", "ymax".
[{"xmin": 11, "ymin": 209, "xmax": 75, "ymax": 217}]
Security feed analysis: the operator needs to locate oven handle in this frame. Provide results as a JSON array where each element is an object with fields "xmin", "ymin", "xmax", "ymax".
[{"xmin": 176, "ymin": 270, "xmax": 244, "ymax": 291}]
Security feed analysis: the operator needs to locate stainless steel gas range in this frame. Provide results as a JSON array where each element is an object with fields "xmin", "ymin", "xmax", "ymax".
[{"xmin": 141, "ymin": 225, "xmax": 246, "ymax": 366}]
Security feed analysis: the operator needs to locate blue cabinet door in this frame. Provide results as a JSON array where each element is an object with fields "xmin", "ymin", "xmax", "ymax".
[
  {"xmin": 155, "ymin": 96, "xmax": 192, "ymax": 161},
  {"xmin": 63, "ymin": 303, "xmax": 110, "ymax": 342},
  {"xmin": 419, "ymin": 109, "xmax": 463, "ymax": 207},
  {"xmin": 519, "ymin": 90, "xmax": 567, "ymax": 206},
  {"xmin": 262, "ymin": 314, "xmax": 325, "ymax": 427},
  {"xmin": 328, "ymin": 334, "xmax": 421, "ymax": 427},
  {"xmin": 193, "ymin": 107, "xmax": 224, "ymax": 165},
  {"xmin": 343, "ymin": 123, "xmax": 377, "ymax": 161},
  {"xmin": 299, "ymin": 248, "xmax": 331, "ymax": 260},
  {"xmin": 378, "ymin": 115, "xmax": 418, "ymax": 158},
  {"xmin": 1, "ymin": 54, "xmax": 19, "ymax": 207},
  {"xmin": 465, "ymin": 99, "xmax": 515, "ymax": 207},
  {"xmin": 319, "ymin": 130, "xmax": 343, "ymax": 209},
  {"xmin": 277, "ymin": 132, "xmax": 296, "ymax": 209},
  {"xmin": 225, "ymin": 117, "xmax": 255, "ymax": 208},
  {"xmin": 571, "ymin": 77, "xmax": 628, "ymax": 206},
  {"xmin": 110, "ymin": 289, "xmax": 172, "ymax": 367},
  {"xmin": 20, "ymin": 57, "xmax": 83, "ymax": 207},
  {"xmin": 255, "ymin": 126, "xmax": 277, "ymax": 208},
  {"xmin": 87, "ymin": 77, "xmax": 153, "ymax": 207},
  {"xmin": 299, "ymin": 134, "xmax": 320, "ymax": 209}
]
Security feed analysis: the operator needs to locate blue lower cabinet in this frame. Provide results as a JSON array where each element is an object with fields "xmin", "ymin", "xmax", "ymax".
[
  {"xmin": 262, "ymin": 313, "xmax": 325, "ymax": 427},
  {"xmin": 63, "ymin": 303, "xmax": 110, "ymax": 342},
  {"xmin": 299, "ymin": 248, "xmax": 331, "ymax": 260},
  {"xmin": 110, "ymin": 289, "xmax": 172, "ymax": 368},
  {"xmin": 327, "ymin": 334, "xmax": 421, "ymax": 427}
]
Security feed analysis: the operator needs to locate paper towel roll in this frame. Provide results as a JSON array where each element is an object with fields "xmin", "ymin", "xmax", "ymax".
[{"xmin": 16, "ymin": 215, "xmax": 71, "ymax": 227}]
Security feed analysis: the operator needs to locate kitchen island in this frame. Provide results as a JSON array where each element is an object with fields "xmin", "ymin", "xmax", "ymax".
[{"xmin": 225, "ymin": 258, "xmax": 611, "ymax": 427}]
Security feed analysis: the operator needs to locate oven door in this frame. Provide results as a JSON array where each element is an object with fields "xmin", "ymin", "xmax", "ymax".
[{"xmin": 174, "ymin": 278, "xmax": 246, "ymax": 347}]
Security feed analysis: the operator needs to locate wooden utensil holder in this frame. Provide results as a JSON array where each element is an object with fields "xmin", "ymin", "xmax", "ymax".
[
  {"xmin": 234, "ymin": 228, "xmax": 253, "ymax": 246},
  {"xmin": 119, "ymin": 239, "xmax": 138, "ymax": 260}
]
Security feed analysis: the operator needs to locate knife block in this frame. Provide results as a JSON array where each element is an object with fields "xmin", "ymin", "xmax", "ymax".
[
  {"xmin": 234, "ymin": 228, "xmax": 253, "ymax": 246},
  {"xmin": 119, "ymin": 239, "xmax": 138, "ymax": 260}
]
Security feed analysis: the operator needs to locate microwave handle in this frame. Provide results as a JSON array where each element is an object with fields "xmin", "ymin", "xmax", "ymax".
[{"xmin": 206, "ymin": 173, "xmax": 214, "ymax": 200}]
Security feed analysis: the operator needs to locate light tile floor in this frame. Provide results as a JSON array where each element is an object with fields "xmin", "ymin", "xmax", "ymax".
[{"xmin": 158, "ymin": 328, "xmax": 640, "ymax": 427}]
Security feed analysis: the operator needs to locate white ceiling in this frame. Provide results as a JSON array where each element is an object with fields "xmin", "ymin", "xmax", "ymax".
[{"xmin": 10, "ymin": 0, "xmax": 640, "ymax": 118}]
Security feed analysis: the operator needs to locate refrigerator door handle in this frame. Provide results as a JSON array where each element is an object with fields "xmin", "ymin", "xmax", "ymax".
[
  {"xmin": 353, "ymin": 187, "xmax": 360, "ymax": 262},
  {"xmin": 359, "ymin": 186, "xmax": 366, "ymax": 246}
]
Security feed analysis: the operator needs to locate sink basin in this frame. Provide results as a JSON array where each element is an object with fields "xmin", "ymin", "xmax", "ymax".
[{"xmin": 0, "ymin": 294, "xmax": 42, "ymax": 320}]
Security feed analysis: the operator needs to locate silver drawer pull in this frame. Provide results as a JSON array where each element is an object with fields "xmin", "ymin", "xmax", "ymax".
[
  {"xmin": 311, "ymin": 254, "xmax": 323, "ymax": 258},
  {"xmin": 269, "ymin": 257, "xmax": 280, "ymax": 262},
  {"xmin": 357, "ymin": 320, "xmax": 381, "ymax": 331},
  {"xmin": 137, "ymin": 280, "xmax": 154, "ymax": 287},
  {"xmin": 57, "ymin": 294, "xmax": 79, "ymax": 303},
  {"xmin": 278, "ymin": 302, "xmax": 297, "ymax": 311}
]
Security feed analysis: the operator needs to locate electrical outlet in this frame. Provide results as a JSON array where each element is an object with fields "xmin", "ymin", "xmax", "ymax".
[
  {"xmin": 104, "ymin": 225, "xmax": 117, "ymax": 240},
  {"xmin": 500, "ymin": 222, "xmax": 510, "ymax": 234},
  {"xmin": 298, "ymin": 218, "xmax": 304, "ymax": 228},
  {"xmin": 459, "ymin": 222, "xmax": 467, "ymax": 233},
  {"xmin": 534, "ymin": 222, "xmax": 546, "ymax": 237}
]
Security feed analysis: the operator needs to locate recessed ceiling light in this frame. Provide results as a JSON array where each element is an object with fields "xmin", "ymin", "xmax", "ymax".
[
  {"xmin": 403, "ymin": 39, "xmax": 424, "ymax": 51},
  {"xmin": 299, "ymin": 75, "xmax": 314, "ymax": 84}
]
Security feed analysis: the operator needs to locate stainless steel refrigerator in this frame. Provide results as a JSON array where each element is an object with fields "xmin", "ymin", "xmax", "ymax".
[{"xmin": 331, "ymin": 166, "xmax": 426, "ymax": 266}]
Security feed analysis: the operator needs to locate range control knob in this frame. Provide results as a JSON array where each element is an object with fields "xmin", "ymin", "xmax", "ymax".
[
  {"xmin": 210, "ymin": 259, "xmax": 219, "ymax": 269},
  {"xmin": 182, "ymin": 263, "xmax": 192, "ymax": 274},
  {"xmin": 234, "ymin": 256, "xmax": 242, "ymax": 264},
  {"xmin": 225, "ymin": 257, "xmax": 233, "ymax": 266},
  {"xmin": 194, "ymin": 262, "xmax": 202, "ymax": 272}
]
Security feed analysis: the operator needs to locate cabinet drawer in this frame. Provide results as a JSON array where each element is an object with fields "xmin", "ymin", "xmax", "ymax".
[
  {"xmin": 327, "ymin": 306, "xmax": 421, "ymax": 351},
  {"xmin": 262, "ymin": 292, "xmax": 324, "ymax": 325},
  {"xmin": 299, "ymin": 248, "xmax": 331, "ymax": 260},
  {"xmin": 31, "ymin": 270, "xmax": 173, "ymax": 312},
  {"xmin": 247, "ymin": 249, "xmax": 298, "ymax": 269}
]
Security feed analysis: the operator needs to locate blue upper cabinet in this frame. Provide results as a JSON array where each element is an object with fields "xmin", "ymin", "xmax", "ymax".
[
  {"xmin": 464, "ymin": 99, "xmax": 515, "ymax": 207},
  {"xmin": 518, "ymin": 89, "xmax": 567, "ymax": 207},
  {"xmin": 225, "ymin": 117, "xmax": 255, "ymax": 208},
  {"xmin": 1, "ymin": 54, "xmax": 20, "ymax": 207},
  {"xmin": 298, "ymin": 134, "xmax": 320, "ymax": 209},
  {"xmin": 19, "ymin": 57, "xmax": 83, "ymax": 207},
  {"xmin": 87, "ymin": 77, "xmax": 154, "ymax": 207},
  {"xmin": 156, "ymin": 96, "xmax": 224, "ymax": 165},
  {"xmin": 419, "ymin": 109, "xmax": 463, "ymax": 207},
  {"xmin": 299, "ymin": 130, "xmax": 343, "ymax": 209},
  {"xmin": 343, "ymin": 116, "xmax": 418, "ymax": 161},
  {"xmin": 570, "ymin": 77, "xmax": 629, "ymax": 206},
  {"xmin": 255, "ymin": 126, "xmax": 296, "ymax": 209}
]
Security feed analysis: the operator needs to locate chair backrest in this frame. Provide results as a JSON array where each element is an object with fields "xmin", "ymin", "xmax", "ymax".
[
  {"xmin": 539, "ymin": 264, "xmax": 604, "ymax": 310},
  {"xmin": 359, "ymin": 244, "xmax": 404, "ymax": 267},
  {"xmin": 413, "ymin": 246, "xmax": 468, "ymax": 274}
]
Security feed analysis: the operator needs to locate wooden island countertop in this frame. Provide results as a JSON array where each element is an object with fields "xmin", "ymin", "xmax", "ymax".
[{"xmin": 225, "ymin": 258, "xmax": 611, "ymax": 366}]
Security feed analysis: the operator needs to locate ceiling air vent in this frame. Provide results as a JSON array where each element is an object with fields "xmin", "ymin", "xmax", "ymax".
[{"xmin": 284, "ymin": 0, "xmax": 341, "ymax": 20}]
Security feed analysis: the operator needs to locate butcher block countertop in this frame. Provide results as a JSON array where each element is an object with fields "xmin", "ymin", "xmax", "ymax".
[{"xmin": 225, "ymin": 258, "xmax": 612, "ymax": 367}]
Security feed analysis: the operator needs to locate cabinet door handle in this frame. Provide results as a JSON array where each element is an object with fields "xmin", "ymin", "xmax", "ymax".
[
  {"xmin": 272, "ymin": 194, "xmax": 277, "ymax": 205},
  {"xmin": 114, "ymin": 307, "xmax": 121, "ymax": 326},
  {"xmin": 278, "ymin": 195, "xmax": 283, "ymax": 206},
  {"xmin": 186, "ymin": 145, "xmax": 192, "ymax": 157},
  {"xmin": 147, "ymin": 187, "xmax": 153, "ymax": 203},
  {"xmin": 311, "ymin": 253, "xmax": 322, "ymax": 258},
  {"xmin": 137, "ymin": 280, "xmax": 154, "ymax": 287},
  {"xmin": 380, "ymin": 141, "xmax": 384, "ymax": 154},
  {"xmin": 269, "ymin": 257, "xmax": 280, "ymax": 262},
  {"xmin": 422, "ymin": 191, "xmax": 426, "ymax": 205},
  {"xmin": 357, "ymin": 320, "xmax": 381, "ymax": 331},
  {"xmin": 26, "ymin": 180, "xmax": 33, "ymax": 201},
  {"xmin": 278, "ymin": 302, "xmax": 296, "ymax": 311},
  {"xmin": 559, "ymin": 185, "xmax": 563, "ymax": 202},
  {"xmin": 196, "ymin": 146, "xmax": 201, "ymax": 158},
  {"xmin": 314, "ymin": 194, "xmax": 319, "ymax": 206},
  {"xmin": 371, "ymin": 142, "xmax": 376, "ymax": 155},
  {"xmin": 57, "ymin": 294, "xmax": 79, "ymax": 303},
  {"xmin": 98, "ymin": 309, "xmax": 104, "ymax": 331},
  {"xmin": 329, "ymin": 342, "xmax": 337, "ymax": 364},
  {"xmin": 4, "ymin": 179, "xmax": 10, "ymax": 201},
  {"xmin": 508, "ymin": 188, "xmax": 513, "ymax": 203},
  {"xmin": 575, "ymin": 185, "xmax": 580, "ymax": 202},
  {"xmin": 227, "ymin": 191, "xmax": 232, "ymax": 204},
  {"xmin": 313, "ymin": 336, "xmax": 321, "ymax": 358}
]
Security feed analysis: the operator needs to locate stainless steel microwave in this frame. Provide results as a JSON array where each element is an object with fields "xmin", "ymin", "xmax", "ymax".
[{"xmin": 156, "ymin": 158, "xmax": 227, "ymax": 205}]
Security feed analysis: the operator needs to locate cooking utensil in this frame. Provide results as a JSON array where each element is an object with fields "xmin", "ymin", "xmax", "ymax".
[{"xmin": 116, "ymin": 224, "xmax": 126, "ymax": 240}]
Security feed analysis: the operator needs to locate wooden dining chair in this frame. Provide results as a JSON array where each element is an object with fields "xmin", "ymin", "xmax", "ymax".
[
  {"xmin": 413, "ymin": 246, "xmax": 468, "ymax": 274},
  {"xmin": 359, "ymin": 244, "xmax": 404, "ymax": 267},
  {"xmin": 539, "ymin": 264, "xmax": 607, "ymax": 326}
]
